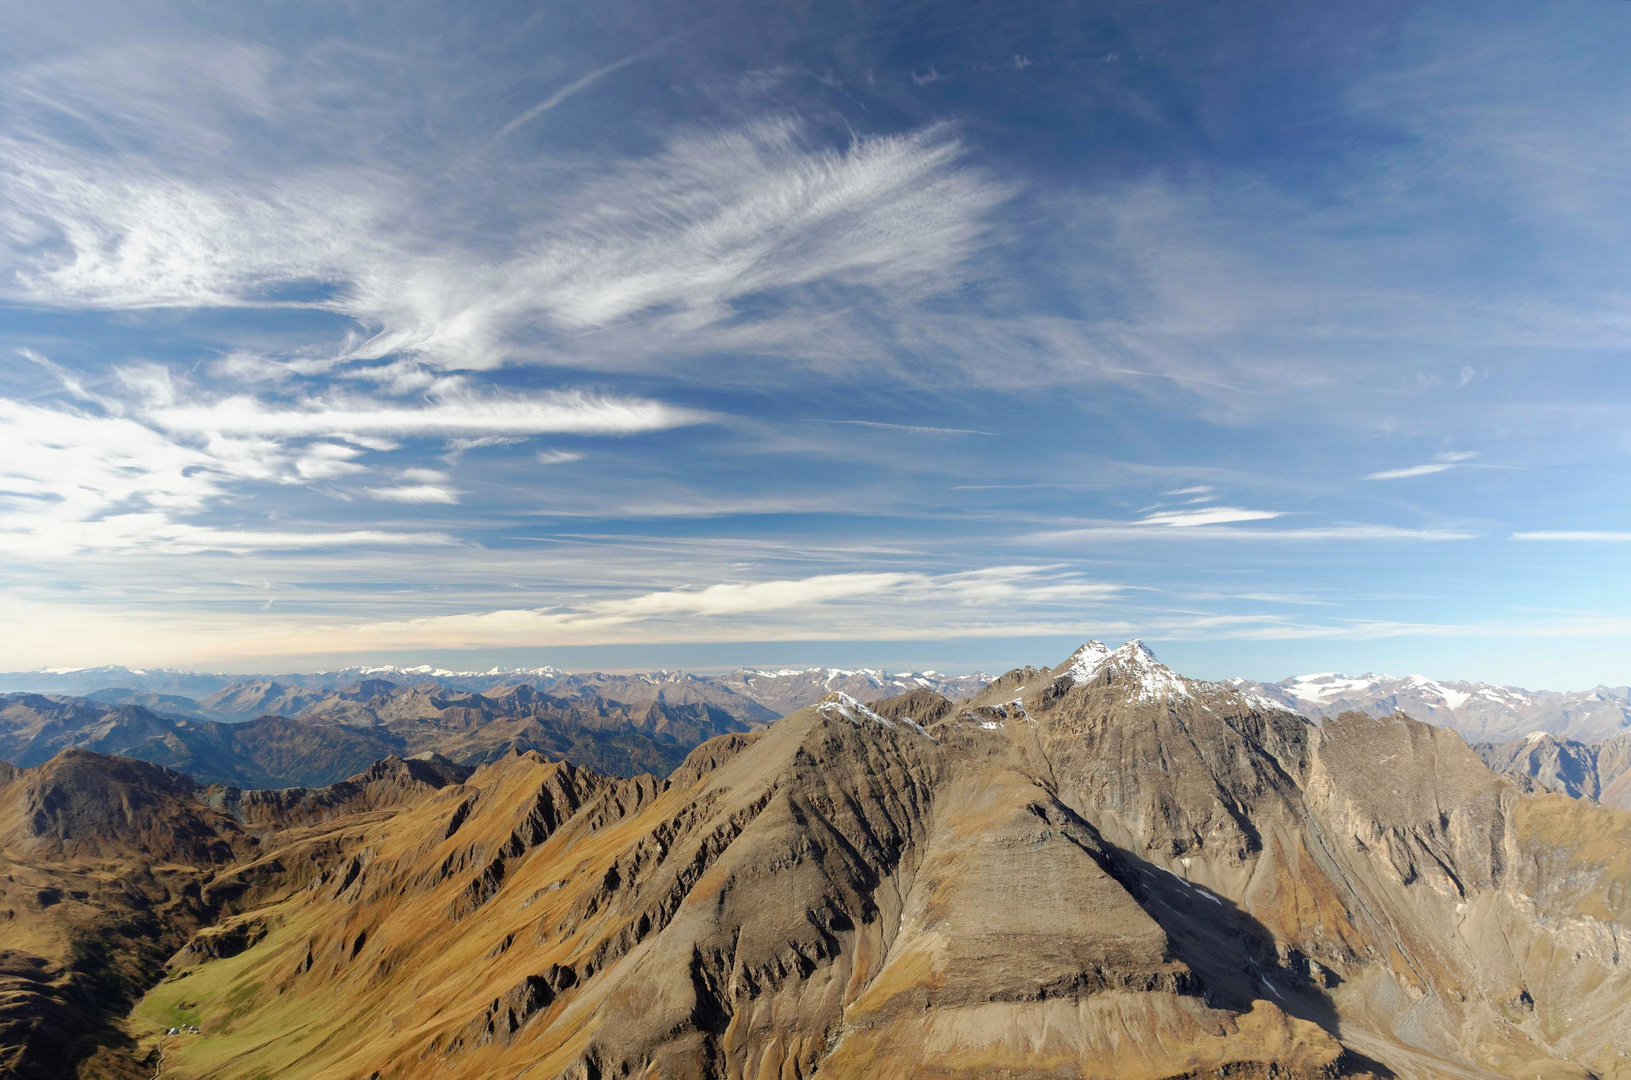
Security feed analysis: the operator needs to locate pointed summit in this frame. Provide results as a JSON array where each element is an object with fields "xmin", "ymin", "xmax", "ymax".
[
  {"xmin": 1062, "ymin": 640, "xmax": 1111, "ymax": 682},
  {"xmin": 1058, "ymin": 639, "xmax": 1189, "ymax": 703}
]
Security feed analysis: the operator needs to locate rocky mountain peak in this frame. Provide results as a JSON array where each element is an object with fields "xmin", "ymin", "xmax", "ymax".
[
  {"xmin": 1057, "ymin": 638, "xmax": 1190, "ymax": 703},
  {"xmin": 1060, "ymin": 639, "xmax": 1111, "ymax": 678}
]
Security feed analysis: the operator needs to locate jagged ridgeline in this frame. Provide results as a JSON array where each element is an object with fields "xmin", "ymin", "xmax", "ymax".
[{"xmin": 2, "ymin": 642, "xmax": 1628, "ymax": 1079}]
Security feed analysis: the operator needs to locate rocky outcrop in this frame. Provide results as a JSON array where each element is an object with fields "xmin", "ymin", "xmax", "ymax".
[{"xmin": 202, "ymin": 752, "xmax": 473, "ymax": 830}]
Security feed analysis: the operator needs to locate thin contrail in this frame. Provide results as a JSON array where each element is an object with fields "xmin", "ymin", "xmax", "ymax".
[{"xmin": 499, "ymin": 54, "xmax": 643, "ymax": 136}]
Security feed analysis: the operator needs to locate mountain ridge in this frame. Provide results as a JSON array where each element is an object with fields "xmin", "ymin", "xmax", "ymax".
[{"xmin": 0, "ymin": 665, "xmax": 990, "ymax": 725}]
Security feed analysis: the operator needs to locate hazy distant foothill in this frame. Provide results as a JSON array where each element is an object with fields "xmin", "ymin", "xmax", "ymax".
[{"xmin": 0, "ymin": 665, "xmax": 988, "ymax": 786}]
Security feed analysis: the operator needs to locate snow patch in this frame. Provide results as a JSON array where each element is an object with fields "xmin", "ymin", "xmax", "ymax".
[
  {"xmin": 1159, "ymin": 866, "xmax": 1223, "ymax": 906},
  {"xmin": 816, "ymin": 692, "xmax": 931, "ymax": 737},
  {"xmin": 1406, "ymin": 675, "xmax": 1470, "ymax": 709},
  {"xmin": 1242, "ymin": 692, "xmax": 1299, "ymax": 715}
]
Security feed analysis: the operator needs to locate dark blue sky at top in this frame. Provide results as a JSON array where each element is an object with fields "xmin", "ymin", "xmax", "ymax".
[{"xmin": 0, "ymin": 0, "xmax": 1628, "ymax": 686}]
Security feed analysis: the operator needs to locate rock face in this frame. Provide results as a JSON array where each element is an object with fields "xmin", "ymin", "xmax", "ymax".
[
  {"xmin": 1473, "ymin": 731, "xmax": 1631, "ymax": 810},
  {"xmin": 107, "ymin": 642, "xmax": 1631, "ymax": 1080}
]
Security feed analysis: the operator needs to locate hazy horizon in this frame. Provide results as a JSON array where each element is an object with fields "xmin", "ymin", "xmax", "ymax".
[{"xmin": 6, "ymin": 635, "xmax": 1628, "ymax": 695}]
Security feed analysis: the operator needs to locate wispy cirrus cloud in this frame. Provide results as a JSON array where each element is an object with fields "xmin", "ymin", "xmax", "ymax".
[
  {"xmin": 0, "ymin": 513, "xmax": 455, "ymax": 557},
  {"xmin": 1032, "ymin": 522, "xmax": 1477, "ymax": 543},
  {"xmin": 164, "ymin": 564, "xmax": 1127, "ymax": 654},
  {"xmin": 1362, "ymin": 463, "xmax": 1457, "ymax": 480},
  {"xmin": 809, "ymin": 419, "xmax": 996, "ymax": 436},
  {"xmin": 498, "ymin": 53, "xmax": 646, "ymax": 137},
  {"xmin": 0, "ymin": 38, "xmax": 1009, "ymax": 376},
  {"xmin": 365, "ymin": 484, "xmax": 462, "ymax": 505},
  {"xmin": 1362, "ymin": 451, "xmax": 1479, "ymax": 481}
]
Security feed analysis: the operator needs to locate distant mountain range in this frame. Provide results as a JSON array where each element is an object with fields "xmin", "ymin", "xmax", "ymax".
[
  {"xmin": 0, "ymin": 664, "xmax": 990, "ymax": 723},
  {"xmin": 1229, "ymin": 671, "xmax": 1631, "ymax": 743},
  {"xmin": 7, "ymin": 662, "xmax": 1627, "ymax": 745},
  {"xmin": 0, "ymin": 665, "xmax": 989, "ymax": 789},
  {"xmin": 1473, "ymin": 730, "xmax": 1631, "ymax": 808}
]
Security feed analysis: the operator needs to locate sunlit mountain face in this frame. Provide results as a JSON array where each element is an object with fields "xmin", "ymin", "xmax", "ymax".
[{"xmin": 1, "ymin": 0, "xmax": 1629, "ymax": 688}]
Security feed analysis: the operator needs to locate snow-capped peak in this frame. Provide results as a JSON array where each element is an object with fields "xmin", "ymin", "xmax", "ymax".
[
  {"xmin": 1524, "ymin": 730, "xmax": 1551, "ymax": 743},
  {"xmin": 1063, "ymin": 641, "xmax": 1112, "ymax": 683},
  {"xmin": 1061, "ymin": 640, "xmax": 1189, "ymax": 703}
]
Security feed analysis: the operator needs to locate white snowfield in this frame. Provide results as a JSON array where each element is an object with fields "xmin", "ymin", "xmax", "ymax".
[{"xmin": 1231, "ymin": 670, "xmax": 1631, "ymax": 744}]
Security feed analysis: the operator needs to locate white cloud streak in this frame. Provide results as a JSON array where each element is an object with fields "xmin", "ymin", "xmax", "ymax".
[
  {"xmin": 150, "ymin": 389, "xmax": 705, "ymax": 437},
  {"xmin": 0, "ymin": 380, "xmax": 698, "ymax": 555},
  {"xmin": 810, "ymin": 419, "xmax": 996, "ymax": 436},
  {"xmin": 1511, "ymin": 531, "xmax": 1631, "ymax": 542},
  {"xmin": 250, "ymin": 565, "xmax": 1126, "ymax": 652},
  {"xmin": 1034, "ymin": 523, "xmax": 1477, "ymax": 543},
  {"xmin": 1362, "ymin": 452, "xmax": 1479, "ymax": 481},
  {"xmin": 1362, "ymin": 463, "xmax": 1455, "ymax": 480},
  {"xmin": 365, "ymin": 484, "xmax": 461, "ymax": 505},
  {"xmin": 1138, "ymin": 507, "xmax": 1281, "ymax": 527}
]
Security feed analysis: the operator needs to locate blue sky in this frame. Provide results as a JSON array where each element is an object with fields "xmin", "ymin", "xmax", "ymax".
[{"xmin": 1, "ymin": 0, "xmax": 1629, "ymax": 687}]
